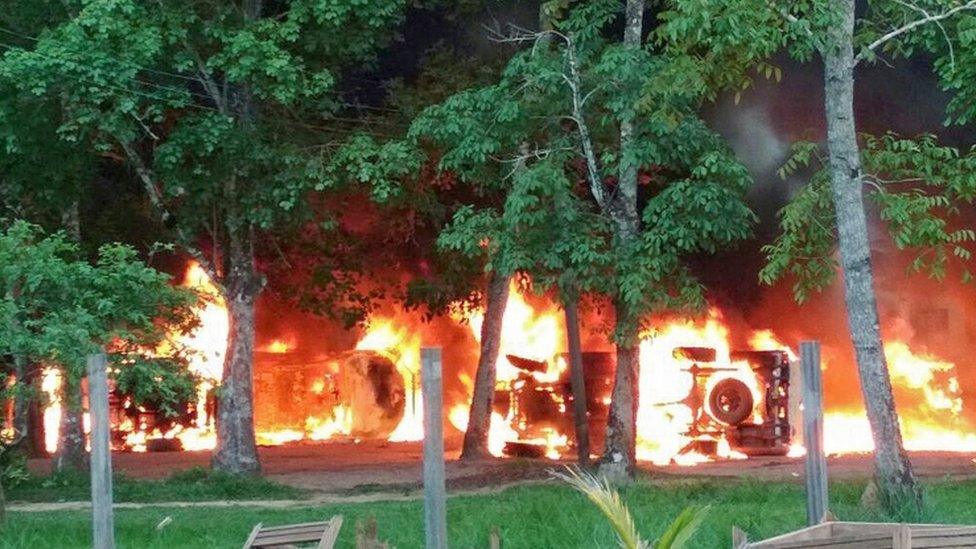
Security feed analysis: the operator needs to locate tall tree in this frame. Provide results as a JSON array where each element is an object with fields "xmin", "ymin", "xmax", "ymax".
[
  {"xmin": 0, "ymin": 0, "xmax": 407, "ymax": 473},
  {"xmin": 414, "ymin": 1, "xmax": 759, "ymax": 479},
  {"xmin": 821, "ymin": 0, "xmax": 921, "ymax": 512},
  {"xmin": 742, "ymin": 0, "xmax": 976, "ymax": 514}
]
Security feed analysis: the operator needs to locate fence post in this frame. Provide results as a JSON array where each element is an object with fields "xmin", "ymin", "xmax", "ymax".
[
  {"xmin": 421, "ymin": 348, "xmax": 448, "ymax": 549},
  {"xmin": 88, "ymin": 352, "xmax": 115, "ymax": 549},
  {"xmin": 801, "ymin": 341, "xmax": 828, "ymax": 526}
]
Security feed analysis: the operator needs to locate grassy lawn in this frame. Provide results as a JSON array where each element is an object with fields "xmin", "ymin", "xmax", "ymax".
[
  {"xmin": 3, "ymin": 477, "xmax": 976, "ymax": 548},
  {"xmin": 5, "ymin": 467, "xmax": 306, "ymax": 503}
]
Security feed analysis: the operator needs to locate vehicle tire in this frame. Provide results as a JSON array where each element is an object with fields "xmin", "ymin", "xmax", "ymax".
[{"xmin": 707, "ymin": 378, "xmax": 754, "ymax": 425}]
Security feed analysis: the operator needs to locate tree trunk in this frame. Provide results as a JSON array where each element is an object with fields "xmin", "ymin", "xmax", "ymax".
[
  {"xmin": 598, "ymin": 0, "xmax": 644, "ymax": 482},
  {"xmin": 27, "ymin": 369, "xmax": 47, "ymax": 458},
  {"xmin": 55, "ymin": 200, "xmax": 87, "ymax": 471},
  {"xmin": 53, "ymin": 375, "xmax": 87, "ymax": 472},
  {"xmin": 11, "ymin": 355, "xmax": 31, "ymax": 453},
  {"xmin": 564, "ymin": 296, "xmax": 590, "ymax": 469},
  {"xmin": 599, "ymin": 307, "xmax": 639, "ymax": 481},
  {"xmin": 461, "ymin": 271, "xmax": 510, "ymax": 460},
  {"xmin": 211, "ymin": 234, "xmax": 262, "ymax": 474},
  {"xmin": 10, "ymin": 284, "xmax": 32, "ymax": 455},
  {"xmin": 823, "ymin": 0, "xmax": 922, "ymax": 516},
  {"xmin": 211, "ymin": 0, "xmax": 263, "ymax": 475}
]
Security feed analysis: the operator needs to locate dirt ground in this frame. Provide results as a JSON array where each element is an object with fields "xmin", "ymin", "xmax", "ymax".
[{"xmin": 26, "ymin": 439, "xmax": 976, "ymax": 497}]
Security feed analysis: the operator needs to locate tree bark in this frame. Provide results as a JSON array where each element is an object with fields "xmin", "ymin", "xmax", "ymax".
[
  {"xmin": 11, "ymin": 357, "xmax": 45, "ymax": 457},
  {"xmin": 564, "ymin": 296, "xmax": 590, "ymax": 469},
  {"xmin": 599, "ymin": 307, "xmax": 639, "ymax": 481},
  {"xmin": 211, "ymin": 231, "xmax": 262, "ymax": 474},
  {"xmin": 598, "ymin": 0, "xmax": 644, "ymax": 482},
  {"xmin": 823, "ymin": 0, "xmax": 922, "ymax": 515},
  {"xmin": 53, "ymin": 375, "xmax": 87, "ymax": 472},
  {"xmin": 461, "ymin": 271, "xmax": 511, "ymax": 459},
  {"xmin": 210, "ymin": 0, "xmax": 263, "ymax": 475},
  {"xmin": 55, "ymin": 200, "xmax": 87, "ymax": 472},
  {"xmin": 27, "ymin": 374, "xmax": 47, "ymax": 458},
  {"xmin": 11, "ymin": 355, "xmax": 28, "ymax": 443}
]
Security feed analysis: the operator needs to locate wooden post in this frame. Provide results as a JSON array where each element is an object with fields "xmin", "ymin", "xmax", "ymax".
[
  {"xmin": 421, "ymin": 348, "xmax": 448, "ymax": 549},
  {"xmin": 801, "ymin": 341, "xmax": 828, "ymax": 526},
  {"xmin": 87, "ymin": 353, "xmax": 115, "ymax": 549}
]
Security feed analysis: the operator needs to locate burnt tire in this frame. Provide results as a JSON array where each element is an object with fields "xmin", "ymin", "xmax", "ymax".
[{"xmin": 707, "ymin": 378, "xmax": 754, "ymax": 425}]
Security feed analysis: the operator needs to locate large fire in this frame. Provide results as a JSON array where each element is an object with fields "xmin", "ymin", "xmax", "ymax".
[
  {"xmin": 449, "ymin": 283, "xmax": 571, "ymax": 459},
  {"xmin": 36, "ymin": 263, "xmax": 976, "ymax": 467},
  {"xmin": 636, "ymin": 312, "xmax": 762, "ymax": 465},
  {"xmin": 821, "ymin": 342, "xmax": 976, "ymax": 455}
]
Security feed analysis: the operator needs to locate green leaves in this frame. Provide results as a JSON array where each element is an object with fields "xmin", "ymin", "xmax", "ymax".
[
  {"xmin": 762, "ymin": 133, "xmax": 976, "ymax": 301},
  {"xmin": 863, "ymin": 133, "xmax": 976, "ymax": 280},
  {"xmin": 406, "ymin": 0, "xmax": 758, "ymax": 331},
  {"xmin": 0, "ymin": 220, "xmax": 201, "ymax": 413},
  {"xmin": 760, "ymin": 171, "xmax": 838, "ymax": 303},
  {"xmin": 0, "ymin": 0, "xmax": 412, "ymax": 323}
]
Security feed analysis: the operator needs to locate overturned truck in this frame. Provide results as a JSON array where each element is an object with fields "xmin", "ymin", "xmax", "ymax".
[{"xmin": 497, "ymin": 347, "xmax": 795, "ymax": 460}]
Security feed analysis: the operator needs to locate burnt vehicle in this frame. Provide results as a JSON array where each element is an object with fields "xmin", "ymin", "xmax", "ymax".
[{"xmin": 496, "ymin": 347, "xmax": 793, "ymax": 460}]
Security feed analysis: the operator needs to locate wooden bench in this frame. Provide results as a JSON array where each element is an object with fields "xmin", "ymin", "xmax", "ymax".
[
  {"xmin": 734, "ymin": 521, "xmax": 976, "ymax": 548},
  {"xmin": 243, "ymin": 516, "xmax": 343, "ymax": 549}
]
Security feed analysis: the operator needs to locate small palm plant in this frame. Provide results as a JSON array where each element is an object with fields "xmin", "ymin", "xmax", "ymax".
[{"xmin": 553, "ymin": 467, "xmax": 708, "ymax": 549}]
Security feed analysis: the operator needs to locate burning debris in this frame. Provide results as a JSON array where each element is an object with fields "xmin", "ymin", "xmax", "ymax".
[{"xmin": 32, "ymin": 264, "xmax": 976, "ymax": 467}]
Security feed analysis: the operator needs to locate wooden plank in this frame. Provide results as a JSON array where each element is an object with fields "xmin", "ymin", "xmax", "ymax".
[
  {"xmin": 421, "ymin": 348, "xmax": 448, "ymax": 549},
  {"xmin": 829, "ymin": 522, "xmax": 954, "ymax": 535},
  {"xmin": 256, "ymin": 525, "xmax": 328, "ymax": 535},
  {"xmin": 893, "ymin": 525, "xmax": 911, "ymax": 549},
  {"xmin": 750, "ymin": 524, "xmax": 831, "ymax": 545},
  {"xmin": 750, "ymin": 522, "xmax": 976, "ymax": 549},
  {"xmin": 763, "ymin": 532, "xmax": 893, "ymax": 548},
  {"xmin": 256, "ymin": 521, "xmax": 331, "ymax": 533},
  {"xmin": 913, "ymin": 526, "xmax": 976, "ymax": 537},
  {"xmin": 489, "ymin": 525, "xmax": 501, "ymax": 549},
  {"xmin": 732, "ymin": 526, "xmax": 748, "ymax": 549},
  {"xmin": 243, "ymin": 522, "xmax": 263, "ymax": 549},
  {"xmin": 317, "ymin": 516, "xmax": 342, "ymax": 549},
  {"xmin": 88, "ymin": 353, "xmax": 115, "ymax": 549},
  {"xmin": 801, "ymin": 341, "xmax": 828, "ymax": 527},
  {"xmin": 913, "ymin": 534, "xmax": 976, "ymax": 548},
  {"xmin": 255, "ymin": 524, "xmax": 330, "ymax": 537},
  {"xmin": 247, "ymin": 516, "xmax": 343, "ymax": 548},
  {"xmin": 254, "ymin": 532, "xmax": 326, "ymax": 545}
]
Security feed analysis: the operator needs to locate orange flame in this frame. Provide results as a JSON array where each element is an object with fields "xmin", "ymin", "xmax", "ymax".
[
  {"xmin": 456, "ymin": 281, "xmax": 572, "ymax": 457},
  {"xmin": 822, "ymin": 342, "xmax": 976, "ymax": 454},
  {"xmin": 636, "ymin": 310, "xmax": 763, "ymax": 465},
  {"xmin": 355, "ymin": 318, "xmax": 424, "ymax": 442}
]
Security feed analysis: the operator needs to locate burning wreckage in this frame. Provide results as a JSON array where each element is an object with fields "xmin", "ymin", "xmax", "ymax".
[
  {"xmin": 100, "ymin": 340, "xmax": 796, "ymax": 463},
  {"xmin": 25, "ymin": 265, "xmax": 976, "ymax": 464},
  {"xmin": 491, "ymin": 347, "xmax": 794, "ymax": 459}
]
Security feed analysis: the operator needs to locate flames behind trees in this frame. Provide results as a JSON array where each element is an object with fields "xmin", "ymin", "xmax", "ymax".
[{"xmin": 36, "ymin": 262, "xmax": 976, "ymax": 466}]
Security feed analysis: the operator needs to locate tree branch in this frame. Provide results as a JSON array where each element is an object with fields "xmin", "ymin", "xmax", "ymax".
[
  {"xmin": 484, "ymin": 23, "xmax": 608, "ymax": 211},
  {"xmin": 855, "ymin": 0, "xmax": 976, "ymax": 66},
  {"xmin": 117, "ymin": 139, "xmax": 222, "ymax": 286},
  {"xmin": 890, "ymin": 0, "xmax": 958, "ymax": 71},
  {"xmin": 562, "ymin": 35, "xmax": 608, "ymax": 213}
]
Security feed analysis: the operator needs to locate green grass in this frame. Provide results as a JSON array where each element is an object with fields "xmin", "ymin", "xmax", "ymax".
[
  {"xmin": 3, "ymin": 477, "xmax": 976, "ymax": 548},
  {"xmin": 5, "ymin": 467, "xmax": 306, "ymax": 503}
]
